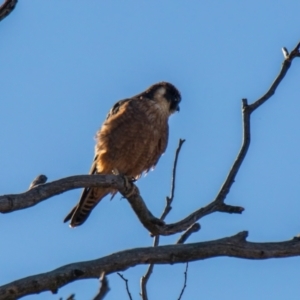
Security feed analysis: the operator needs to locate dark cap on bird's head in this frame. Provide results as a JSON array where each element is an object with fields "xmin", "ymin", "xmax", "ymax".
[{"xmin": 144, "ymin": 82, "xmax": 181, "ymax": 113}]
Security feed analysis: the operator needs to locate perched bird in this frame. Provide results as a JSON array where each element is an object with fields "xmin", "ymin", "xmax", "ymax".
[{"xmin": 64, "ymin": 82, "xmax": 181, "ymax": 227}]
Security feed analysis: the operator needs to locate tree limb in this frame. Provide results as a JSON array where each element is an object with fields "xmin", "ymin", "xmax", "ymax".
[
  {"xmin": 1, "ymin": 42, "xmax": 299, "ymax": 300},
  {"xmin": 140, "ymin": 139, "xmax": 187, "ymax": 300},
  {"xmin": 160, "ymin": 138, "xmax": 185, "ymax": 220},
  {"xmin": 117, "ymin": 273, "xmax": 132, "ymax": 300},
  {"xmin": 2, "ymin": 45, "xmax": 298, "ymax": 237},
  {"xmin": 177, "ymin": 263, "xmax": 188, "ymax": 300},
  {"xmin": 0, "ymin": 174, "xmax": 239, "ymax": 236},
  {"xmin": 2, "ymin": 232, "xmax": 300, "ymax": 299},
  {"xmin": 249, "ymin": 41, "xmax": 300, "ymax": 112},
  {"xmin": 140, "ymin": 235, "xmax": 160, "ymax": 300},
  {"xmin": 92, "ymin": 273, "xmax": 110, "ymax": 300},
  {"xmin": 0, "ymin": 0, "xmax": 17, "ymax": 22}
]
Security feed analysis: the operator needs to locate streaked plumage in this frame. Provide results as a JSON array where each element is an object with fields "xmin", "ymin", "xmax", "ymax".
[{"xmin": 64, "ymin": 82, "xmax": 181, "ymax": 227}]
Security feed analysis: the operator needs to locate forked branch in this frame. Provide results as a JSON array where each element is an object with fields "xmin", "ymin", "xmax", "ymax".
[
  {"xmin": 1, "ymin": 40, "xmax": 300, "ymax": 238},
  {"xmin": 2, "ymin": 232, "xmax": 300, "ymax": 299},
  {"xmin": 0, "ymin": 42, "xmax": 299, "ymax": 300}
]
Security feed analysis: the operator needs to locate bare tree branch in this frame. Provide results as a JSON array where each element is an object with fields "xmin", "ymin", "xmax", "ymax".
[
  {"xmin": 0, "ymin": 42, "xmax": 299, "ymax": 300},
  {"xmin": 140, "ymin": 139, "xmax": 186, "ymax": 300},
  {"xmin": 213, "ymin": 41, "xmax": 300, "ymax": 208},
  {"xmin": 0, "ymin": 0, "xmax": 17, "ymax": 22},
  {"xmin": 2, "ymin": 42, "xmax": 298, "ymax": 237},
  {"xmin": 140, "ymin": 235, "xmax": 160, "ymax": 300},
  {"xmin": 59, "ymin": 294, "xmax": 75, "ymax": 300},
  {"xmin": 177, "ymin": 263, "xmax": 188, "ymax": 300},
  {"xmin": 176, "ymin": 223, "xmax": 201, "ymax": 244},
  {"xmin": 117, "ymin": 273, "xmax": 132, "ymax": 300},
  {"xmin": 151, "ymin": 41, "xmax": 300, "ymax": 237},
  {"xmin": 160, "ymin": 138, "xmax": 186, "ymax": 220},
  {"xmin": 93, "ymin": 273, "xmax": 110, "ymax": 300},
  {"xmin": 0, "ymin": 174, "xmax": 238, "ymax": 236},
  {"xmin": 249, "ymin": 41, "xmax": 300, "ymax": 112},
  {"xmin": 2, "ymin": 232, "xmax": 300, "ymax": 299}
]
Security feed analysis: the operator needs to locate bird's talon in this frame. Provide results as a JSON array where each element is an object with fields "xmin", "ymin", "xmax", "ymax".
[{"xmin": 112, "ymin": 168, "xmax": 120, "ymax": 175}]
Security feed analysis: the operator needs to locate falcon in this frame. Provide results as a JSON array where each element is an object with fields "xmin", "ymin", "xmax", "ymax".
[{"xmin": 64, "ymin": 82, "xmax": 181, "ymax": 227}]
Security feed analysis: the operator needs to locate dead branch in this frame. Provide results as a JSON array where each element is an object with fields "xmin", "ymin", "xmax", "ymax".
[
  {"xmin": 176, "ymin": 223, "xmax": 201, "ymax": 244},
  {"xmin": 2, "ymin": 232, "xmax": 300, "ymax": 299},
  {"xmin": 140, "ymin": 235, "xmax": 159, "ymax": 300},
  {"xmin": 0, "ymin": 174, "xmax": 239, "ymax": 236},
  {"xmin": 117, "ymin": 273, "xmax": 132, "ymax": 300},
  {"xmin": 249, "ymin": 41, "xmax": 300, "ymax": 112},
  {"xmin": 0, "ymin": 0, "xmax": 17, "ymax": 22},
  {"xmin": 0, "ymin": 42, "xmax": 299, "ymax": 300},
  {"xmin": 160, "ymin": 138, "xmax": 185, "ymax": 220},
  {"xmin": 140, "ymin": 139, "xmax": 186, "ymax": 300},
  {"xmin": 213, "ymin": 41, "xmax": 300, "ymax": 206},
  {"xmin": 177, "ymin": 263, "xmax": 188, "ymax": 300},
  {"xmin": 93, "ymin": 273, "xmax": 110, "ymax": 300},
  {"xmin": 2, "ymin": 43, "xmax": 298, "ymax": 237}
]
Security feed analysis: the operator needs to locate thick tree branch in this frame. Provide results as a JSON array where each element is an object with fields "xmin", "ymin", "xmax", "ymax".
[
  {"xmin": 0, "ymin": 0, "xmax": 17, "ymax": 22},
  {"xmin": 2, "ymin": 232, "xmax": 300, "ymax": 299},
  {"xmin": 0, "ymin": 174, "xmax": 124, "ymax": 213}
]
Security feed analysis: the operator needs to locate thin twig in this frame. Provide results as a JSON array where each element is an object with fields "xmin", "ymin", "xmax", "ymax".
[
  {"xmin": 213, "ymin": 41, "xmax": 300, "ymax": 206},
  {"xmin": 161, "ymin": 139, "xmax": 185, "ymax": 220},
  {"xmin": 178, "ymin": 263, "xmax": 188, "ymax": 300},
  {"xmin": 140, "ymin": 139, "xmax": 185, "ymax": 299},
  {"xmin": 249, "ymin": 41, "xmax": 300, "ymax": 112},
  {"xmin": 117, "ymin": 273, "xmax": 133, "ymax": 300},
  {"xmin": 177, "ymin": 223, "xmax": 200, "ymax": 244},
  {"xmin": 0, "ymin": 0, "xmax": 18, "ymax": 22},
  {"xmin": 140, "ymin": 235, "xmax": 160, "ymax": 300},
  {"xmin": 93, "ymin": 273, "xmax": 110, "ymax": 300}
]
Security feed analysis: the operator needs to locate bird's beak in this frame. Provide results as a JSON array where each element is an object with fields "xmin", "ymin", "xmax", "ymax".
[{"xmin": 176, "ymin": 106, "xmax": 180, "ymax": 112}]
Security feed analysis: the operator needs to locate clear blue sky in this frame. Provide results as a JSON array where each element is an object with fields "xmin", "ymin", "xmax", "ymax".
[{"xmin": 1, "ymin": 1, "xmax": 300, "ymax": 299}]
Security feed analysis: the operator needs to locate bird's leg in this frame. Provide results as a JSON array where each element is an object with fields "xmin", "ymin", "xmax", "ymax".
[
  {"xmin": 121, "ymin": 175, "xmax": 140, "ymax": 199},
  {"xmin": 112, "ymin": 168, "xmax": 120, "ymax": 175},
  {"xmin": 119, "ymin": 174, "xmax": 165, "ymax": 230}
]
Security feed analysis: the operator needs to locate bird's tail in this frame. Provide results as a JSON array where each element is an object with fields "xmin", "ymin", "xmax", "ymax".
[{"xmin": 64, "ymin": 187, "xmax": 111, "ymax": 227}]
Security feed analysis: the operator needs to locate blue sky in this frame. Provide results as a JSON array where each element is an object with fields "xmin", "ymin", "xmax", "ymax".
[{"xmin": 1, "ymin": 1, "xmax": 300, "ymax": 299}]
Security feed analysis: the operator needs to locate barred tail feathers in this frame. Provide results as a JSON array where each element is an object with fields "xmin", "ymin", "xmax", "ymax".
[{"xmin": 64, "ymin": 187, "xmax": 110, "ymax": 227}]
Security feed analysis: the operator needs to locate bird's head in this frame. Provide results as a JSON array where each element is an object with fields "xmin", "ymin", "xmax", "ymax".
[{"xmin": 144, "ymin": 82, "xmax": 181, "ymax": 114}]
